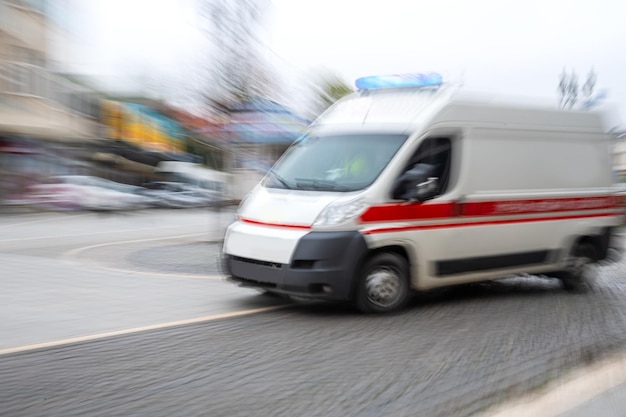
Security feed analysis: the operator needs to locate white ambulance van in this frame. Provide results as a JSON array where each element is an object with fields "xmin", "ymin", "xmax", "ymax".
[{"xmin": 222, "ymin": 73, "xmax": 624, "ymax": 313}]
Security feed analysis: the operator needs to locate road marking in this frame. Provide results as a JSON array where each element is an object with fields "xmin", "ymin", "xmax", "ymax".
[
  {"xmin": 0, "ymin": 304, "xmax": 291, "ymax": 356},
  {"xmin": 61, "ymin": 233, "xmax": 224, "ymax": 279},
  {"xmin": 480, "ymin": 349, "xmax": 626, "ymax": 417},
  {"xmin": 62, "ymin": 232, "xmax": 209, "ymax": 261},
  {"xmin": 90, "ymin": 267, "xmax": 224, "ymax": 280},
  {"xmin": 0, "ymin": 212, "xmax": 90, "ymax": 229},
  {"xmin": 0, "ymin": 226, "xmax": 212, "ymax": 243}
]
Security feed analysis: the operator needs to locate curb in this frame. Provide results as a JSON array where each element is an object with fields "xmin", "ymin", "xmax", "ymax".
[{"xmin": 479, "ymin": 349, "xmax": 626, "ymax": 417}]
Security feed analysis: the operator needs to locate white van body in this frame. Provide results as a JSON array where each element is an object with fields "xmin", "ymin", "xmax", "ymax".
[{"xmin": 223, "ymin": 85, "xmax": 624, "ymax": 313}]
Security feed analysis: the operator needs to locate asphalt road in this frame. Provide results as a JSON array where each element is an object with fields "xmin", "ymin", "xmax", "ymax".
[{"xmin": 2, "ymin": 209, "xmax": 626, "ymax": 417}]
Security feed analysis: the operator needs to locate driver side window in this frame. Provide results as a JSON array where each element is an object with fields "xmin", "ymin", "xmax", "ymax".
[{"xmin": 393, "ymin": 137, "xmax": 452, "ymax": 200}]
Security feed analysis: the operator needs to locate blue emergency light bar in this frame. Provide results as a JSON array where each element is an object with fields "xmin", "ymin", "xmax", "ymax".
[{"xmin": 355, "ymin": 72, "xmax": 443, "ymax": 90}]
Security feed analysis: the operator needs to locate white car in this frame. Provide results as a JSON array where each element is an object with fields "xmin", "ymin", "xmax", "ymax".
[
  {"xmin": 27, "ymin": 175, "xmax": 154, "ymax": 211},
  {"xmin": 142, "ymin": 181, "xmax": 222, "ymax": 208}
]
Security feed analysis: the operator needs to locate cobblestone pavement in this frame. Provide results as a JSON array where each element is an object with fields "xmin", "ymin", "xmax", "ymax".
[
  {"xmin": 3, "ymin": 252, "xmax": 626, "ymax": 417},
  {"xmin": 2, "ymin": 213, "xmax": 626, "ymax": 417}
]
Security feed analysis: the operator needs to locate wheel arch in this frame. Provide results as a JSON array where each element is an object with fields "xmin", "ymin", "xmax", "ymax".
[
  {"xmin": 560, "ymin": 231, "xmax": 609, "ymax": 264},
  {"xmin": 352, "ymin": 243, "xmax": 415, "ymax": 296}
]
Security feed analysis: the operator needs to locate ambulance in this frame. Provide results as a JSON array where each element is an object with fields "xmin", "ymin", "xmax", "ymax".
[{"xmin": 222, "ymin": 73, "xmax": 624, "ymax": 313}]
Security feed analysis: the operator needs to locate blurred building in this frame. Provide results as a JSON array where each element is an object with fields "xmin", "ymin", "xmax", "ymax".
[
  {"xmin": 0, "ymin": 0, "xmax": 100, "ymax": 204},
  {"xmin": 0, "ymin": 0, "xmax": 100, "ymax": 140},
  {"xmin": 0, "ymin": 0, "xmax": 220, "ymax": 202},
  {"xmin": 198, "ymin": 97, "xmax": 310, "ymax": 198},
  {"xmin": 86, "ymin": 96, "xmax": 243, "ymax": 198},
  {"xmin": 0, "ymin": 1, "xmax": 309, "ymax": 205}
]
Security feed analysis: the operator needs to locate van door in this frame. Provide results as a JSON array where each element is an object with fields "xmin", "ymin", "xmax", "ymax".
[
  {"xmin": 384, "ymin": 136, "xmax": 463, "ymax": 286},
  {"xmin": 381, "ymin": 133, "xmax": 554, "ymax": 287}
]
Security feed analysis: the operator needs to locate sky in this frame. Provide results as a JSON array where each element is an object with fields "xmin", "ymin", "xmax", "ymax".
[{"xmin": 68, "ymin": 0, "xmax": 626, "ymax": 125}]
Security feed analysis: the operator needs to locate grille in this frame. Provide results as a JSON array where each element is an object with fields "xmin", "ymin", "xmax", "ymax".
[{"xmin": 231, "ymin": 255, "xmax": 282, "ymax": 269}]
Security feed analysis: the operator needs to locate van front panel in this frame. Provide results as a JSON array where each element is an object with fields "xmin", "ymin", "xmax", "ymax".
[
  {"xmin": 224, "ymin": 221, "xmax": 309, "ymax": 265},
  {"xmin": 224, "ymin": 228, "xmax": 368, "ymax": 300}
]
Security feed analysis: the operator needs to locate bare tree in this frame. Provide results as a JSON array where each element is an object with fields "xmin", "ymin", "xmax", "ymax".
[
  {"xmin": 197, "ymin": 0, "xmax": 275, "ymax": 113},
  {"xmin": 558, "ymin": 69, "xmax": 566, "ymax": 108},
  {"xmin": 310, "ymin": 72, "xmax": 354, "ymax": 117},
  {"xmin": 559, "ymin": 68, "xmax": 598, "ymax": 109},
  {"xmin": 567, "ymin": 71, "xmax": 579, "ymax": 108},
  {"xmin": 582, "ymin": 68, "xmax": 597, "ymax": 102}
]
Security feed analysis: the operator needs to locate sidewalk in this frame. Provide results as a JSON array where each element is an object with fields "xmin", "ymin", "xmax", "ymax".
[
  {"xmin": 481, "ymin": 349, "xmax": 626, "ymax": 417},
  {"xmin": 559, "ymin": 380, "xmax": 626, "ymax": 417}
]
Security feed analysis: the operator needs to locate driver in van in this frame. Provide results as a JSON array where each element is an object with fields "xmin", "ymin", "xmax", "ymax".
[{"xmin": 343, "ymin": 152, "xmax": 371, "ymax": 180}]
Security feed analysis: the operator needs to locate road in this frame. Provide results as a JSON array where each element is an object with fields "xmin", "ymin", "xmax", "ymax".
[
  {"xmin": 1, "ymin": 209, "xmax": 626, "ymax": 417},
  {"xmin": 0, "ymin": 207, "xmax": 287, "ymax": 349}
]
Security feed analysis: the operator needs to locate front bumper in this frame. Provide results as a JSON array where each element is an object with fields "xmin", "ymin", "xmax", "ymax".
[{"xmin": 224, "ymin": 230, "xmax": 368, "ymax": 301}]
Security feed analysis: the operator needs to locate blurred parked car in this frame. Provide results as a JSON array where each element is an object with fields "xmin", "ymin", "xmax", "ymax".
[
  {"xmin": 27, "ymin": 175, "xmax": 155, "ymax": 211},
  {"xmin": 141, "ymin": 181, "xmax": 222, "ymax": 208}
]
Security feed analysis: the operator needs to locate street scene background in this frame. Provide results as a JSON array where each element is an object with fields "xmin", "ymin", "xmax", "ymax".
[{"xmin": 3, "ymin": 1, "xmax": 626, "ymax": 416}]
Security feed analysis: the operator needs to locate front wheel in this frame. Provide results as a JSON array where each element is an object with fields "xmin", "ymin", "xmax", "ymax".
[{"xmin": 354, "ymin": 252, "xmax": 410, "ymax": 314}]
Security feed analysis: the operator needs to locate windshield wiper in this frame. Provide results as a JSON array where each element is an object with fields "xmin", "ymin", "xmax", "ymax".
[
  {"xmin": 294, "ymin": 178, "xmax": 352, "ymax": 191},
  {"xmin": 266, "ymin": 170, "xmax": 293, "ymax": 189}
]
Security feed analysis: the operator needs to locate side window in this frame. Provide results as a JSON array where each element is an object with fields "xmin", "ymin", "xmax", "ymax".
[{"xmin": 393, "ymin": 137, "xmax": 452, "ymax": 200}]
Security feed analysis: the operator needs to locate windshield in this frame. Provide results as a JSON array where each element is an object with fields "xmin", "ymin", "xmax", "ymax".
[{"xmin": 263, "ymin": 133, "xmax": 408, "ymax": 192}]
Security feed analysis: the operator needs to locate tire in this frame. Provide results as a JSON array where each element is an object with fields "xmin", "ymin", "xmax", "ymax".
[
  {"xmin": 354, "ymin": 252, "xmax": 410, "ymax": 314},
  {"xmin": 559, "ymin": 243, "xmax": 597, "ymax": 293}
]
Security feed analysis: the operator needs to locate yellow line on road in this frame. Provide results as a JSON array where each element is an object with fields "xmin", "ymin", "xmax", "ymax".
[{"xmin": 0, "ymin": 304, "xmax": 291, "ymax": 356}]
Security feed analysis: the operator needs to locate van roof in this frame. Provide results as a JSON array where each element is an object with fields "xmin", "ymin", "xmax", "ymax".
[{"xmin": 313, "ymin": 87, "xmax": 607, "ymax": 133}]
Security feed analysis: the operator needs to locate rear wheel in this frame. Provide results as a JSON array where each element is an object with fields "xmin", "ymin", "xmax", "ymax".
[
  {"xmin": 559, "ymin": 243, "xmax": 597, "ymax": 293},
  {"xmin": 354, "ymin": 252, "xmax": 410, "ymax": 313}
]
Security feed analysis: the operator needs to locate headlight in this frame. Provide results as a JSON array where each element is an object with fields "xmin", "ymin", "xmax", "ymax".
[{"xmin": 313, "ymin": 197, "xmax": 368, "ymax": 226}]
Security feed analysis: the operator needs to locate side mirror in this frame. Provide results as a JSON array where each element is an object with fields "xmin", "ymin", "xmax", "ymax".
[
  {"xmin": 416, "ymin": 176, "xmax": 439, "ymax": 200},
  {"xmin": 392, "ymin": 163, "xmax": 439, "ymax": 201}
]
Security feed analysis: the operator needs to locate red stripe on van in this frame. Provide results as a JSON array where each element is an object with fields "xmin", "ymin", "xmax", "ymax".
[
  {"xmin": 462, "ymin": 195, "xmax": 620, "ymax": 217},
  {"xmin": 359, "ymin": 195, "xmax": 623, "ymax": 223},
  {"xmin": 359, "ymin": 201, "xmax": 455, "ymax": 223},
  {"xmin": 240, "ymin": 217, "xmax": 311, "ymax": 230},
  {"xmin": 361, "ymin": 211, "xmax": 625, "ymax": 235}
]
